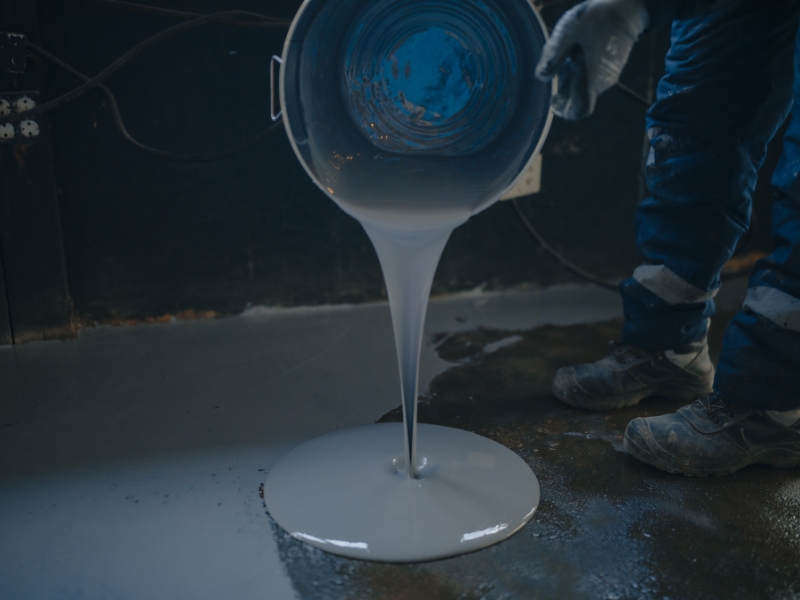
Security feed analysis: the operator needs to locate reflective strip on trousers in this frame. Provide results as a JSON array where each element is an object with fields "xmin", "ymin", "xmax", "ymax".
[
  {"xmin": 743, "ymin": 286, "xmax": 800, "ymax": 332},
  {"xmin": 633, "ymin": 264, "xmax": 718, "ymax": 305}
]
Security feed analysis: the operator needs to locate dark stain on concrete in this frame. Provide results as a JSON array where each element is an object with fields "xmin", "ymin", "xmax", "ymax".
[{"xmin": 271, "ymin": 312, "xmax": 800, "ymax": 599}]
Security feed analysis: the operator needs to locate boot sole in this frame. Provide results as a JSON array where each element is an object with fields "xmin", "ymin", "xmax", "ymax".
[
  {"xmin": 553, "ymin": 381, "xmax": 710, "ymax": 412},
  {"xmin": 624, "ymin": 427, "xmax": 800, "ymax": 477}
]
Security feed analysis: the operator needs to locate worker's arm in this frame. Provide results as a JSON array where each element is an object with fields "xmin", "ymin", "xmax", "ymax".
[{"xmin": 535, "ymin": 0, "xmax": 652, "ymax": 120}]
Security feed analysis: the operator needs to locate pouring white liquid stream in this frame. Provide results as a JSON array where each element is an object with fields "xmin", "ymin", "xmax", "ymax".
[
  {"xmin": 363, "ymin": 219, "xmax": 460, "ymax": 479},
  {"xmin": 262, "ymin": 201, "xmax": 543, "ymax": 563},
  {"xmin": 264, "ymin": 199, "xmax": 543, "ymax": 562}
]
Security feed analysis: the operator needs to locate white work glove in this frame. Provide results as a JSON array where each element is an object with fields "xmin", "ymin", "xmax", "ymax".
[{"xmin": 535, "ymin": 0, "xmax": 650, "ymax": 120}]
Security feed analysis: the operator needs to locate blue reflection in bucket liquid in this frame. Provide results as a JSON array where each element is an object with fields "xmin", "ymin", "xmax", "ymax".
[
  {"xmin": 382, "ymin": 29, "xmax": 475, "ymax": 120},
  {"xmin": 342, "ymin": 0, "xmax": 520, "ymax": 157}
]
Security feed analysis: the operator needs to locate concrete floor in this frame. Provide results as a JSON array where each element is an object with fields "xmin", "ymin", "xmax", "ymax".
[{"xmin": 2, "ymin": 280, "xmax": 798, "ymax": 599}]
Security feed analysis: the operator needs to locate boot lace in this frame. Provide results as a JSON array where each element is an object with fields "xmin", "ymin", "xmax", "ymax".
[
  {"xmin": 608, "ymin": 341, "xmax": 659, "ymax": 366},
  {"xmin": 694, "ymin": 394, "xmax": 731, "ymax": 426}
]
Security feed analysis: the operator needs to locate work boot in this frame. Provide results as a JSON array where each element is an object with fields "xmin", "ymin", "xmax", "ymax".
[
  {"xmin": 552, "ymin": 338, "xmax": 714, "ymax": 411},
  {"xmin": 624, "ymin": 395, "xmax": 800, "ymax": 476}
]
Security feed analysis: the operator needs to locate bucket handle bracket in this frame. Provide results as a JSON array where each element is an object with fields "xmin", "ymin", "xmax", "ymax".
[{"xmin": 270, "ymin": 55, "xmax": 283, "ymax": 122}]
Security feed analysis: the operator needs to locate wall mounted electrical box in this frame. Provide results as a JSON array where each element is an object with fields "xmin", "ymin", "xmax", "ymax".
[{"xmin": 0, "ymin": 91, "xmax": 43, "ymax": 144}]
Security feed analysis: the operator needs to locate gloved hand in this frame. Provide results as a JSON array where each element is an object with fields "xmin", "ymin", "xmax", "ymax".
[{"xmin": 535, "ymin": 0, "xmax": 649, "ymax": 120}]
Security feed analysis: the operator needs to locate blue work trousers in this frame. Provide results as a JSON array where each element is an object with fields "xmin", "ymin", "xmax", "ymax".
[{"xmin": 619, "ymin": 0, "xmax": 800, "ymax": 409}]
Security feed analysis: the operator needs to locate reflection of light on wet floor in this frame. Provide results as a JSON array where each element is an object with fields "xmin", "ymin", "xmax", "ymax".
[
  {"xmin": 483, "ymin": 335, "xmax": 523, "ymax": 354},
  {"xmin": 768, "ymin": 480, "xmax": 800, "ymax": 540},
  {"xmin": 460, "ymin": 523, "xmax": 508, "ymax": 542},
  {"xmin": 293, "ymin": 532, "xmax": 369, "ymax": 551}
]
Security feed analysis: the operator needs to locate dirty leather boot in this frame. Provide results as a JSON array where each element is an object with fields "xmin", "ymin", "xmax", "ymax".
[
  {"xmin": 552, "ymin": 338, "xmax": 714, "ymax": 411},
  {"xmin": 624, "ymin": 395, "xmax": 800, "ymax": 476}
]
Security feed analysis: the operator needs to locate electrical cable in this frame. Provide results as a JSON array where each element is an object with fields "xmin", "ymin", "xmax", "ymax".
[
  {"xmin": 0, "ymin": 10, "xmax": 286, "ymax": 126},
  {"xmin": 510, "ymin": 198, "xmax": 620, "ymax": 291},
  {"xmin": 536, "ymin": 0, "xmax": 576, "ymax": 12},
  {"xmin": 507, "ymin": 33, "xmax": 653, "ymax": 291},
  {"xmin": 83, "ymin": 0, "xmax": 291, "ymax": 27},
  {"xmin": 614, "ymin": 81, "xmax": 652, "ymax": 109},
  {"xmin": 27, "ymin": 42, "xmax": 283, "ymax": 161}
]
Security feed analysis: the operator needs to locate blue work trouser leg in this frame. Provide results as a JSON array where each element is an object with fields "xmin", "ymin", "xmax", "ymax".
[
  {"xmin": 619, "ymin": 1, "xmax": 798, "ymax": 352},
  {"xmin": 714, "ymin": 26, "xmax": 800, "ymax": 410}
]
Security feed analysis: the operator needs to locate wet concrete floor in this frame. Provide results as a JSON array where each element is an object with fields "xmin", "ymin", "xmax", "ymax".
[
  {"xmin": 273, "ymin": 287, "xmax": 800, "ymax": 600},
  {"xmin": 3, "ymin": 280, "xmax": 798, "ymax": 599}
]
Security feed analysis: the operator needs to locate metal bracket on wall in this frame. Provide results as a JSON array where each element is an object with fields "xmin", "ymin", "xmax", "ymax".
[{"xmin": 0, "ymin": 33, "xmax": 26, "ymax": 74}]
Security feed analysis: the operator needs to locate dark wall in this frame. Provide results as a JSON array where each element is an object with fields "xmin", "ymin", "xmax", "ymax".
[
  {"xmin": 0, "ymin": 1, "xmax": 72, "ymax": 343},
  {"xmin": 0, "ymin": 0, "xmax": 779, "ymax": 335}
]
